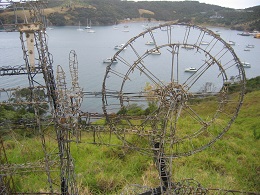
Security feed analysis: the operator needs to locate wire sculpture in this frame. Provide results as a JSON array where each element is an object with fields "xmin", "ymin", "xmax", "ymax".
[
  {"xmin": 0, "ymin": 1, "xmax": 252, "ymax": 195},
  {"xmin": 0, "ymin": 1, "xmax": 78, "ymax": 194},
  {"xmin": 100, "ymin": 22, "xmax": 246, "ymax": 193}
]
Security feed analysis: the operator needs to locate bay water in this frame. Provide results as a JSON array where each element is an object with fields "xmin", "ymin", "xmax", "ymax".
[{"xmin": 0, "ymin": 22, "xmax": 259, "ymax": 113}]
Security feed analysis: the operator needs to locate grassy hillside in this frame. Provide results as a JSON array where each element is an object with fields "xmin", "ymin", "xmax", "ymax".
[
  {"xmin": 73, "ymin": 90, "xmax": 260, "ymax": 194},
  {"xmin": 2, "ymin": 77, "xmax": 260, "ymax": 194}
]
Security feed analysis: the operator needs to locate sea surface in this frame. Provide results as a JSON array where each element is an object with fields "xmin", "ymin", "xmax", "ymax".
[{"xmin": 0, "ymin": 22, "xmax": 260, "ymax": 113}]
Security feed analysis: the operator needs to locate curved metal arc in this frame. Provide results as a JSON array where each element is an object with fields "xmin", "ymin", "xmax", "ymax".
[
  {"xmin": 69, "ymin": 50, "xmax": 79, "ymax": 89},
  {"xmin": 102, "ymin": 22, "xmax": 246, "ymax": 159},
  {"xmin": 180, "ymin": 45, "xmax": 229, "ymax": 90}
]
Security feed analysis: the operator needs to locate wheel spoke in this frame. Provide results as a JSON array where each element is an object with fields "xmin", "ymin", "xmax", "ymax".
[{"xmin": 102, "ymin": 22, "xmax": 246, "ymax": 158}]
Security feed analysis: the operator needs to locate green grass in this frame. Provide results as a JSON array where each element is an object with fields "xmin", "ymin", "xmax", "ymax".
[
  {"xmin": 170, "ymin": 90, "xmax": 260, "ymax": 192},
  {"xmin": 2, "ymin": 89, "xmax": 260, "ymax": 194}
]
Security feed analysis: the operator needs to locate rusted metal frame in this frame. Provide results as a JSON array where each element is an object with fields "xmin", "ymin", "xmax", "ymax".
[
  {"xmin": 0, "ymin": 65, "xmax": 42, "ymax": 76},
  {"xmin": 12, "ymin": 193, "xmax": 60, "ymax": 195},
  {"xmin": 106, "ymin": 67, "xmax": 126, "ymax": 79},
  {"xmin": 168, "ymin": 103, "xmax": 180, "ymax": 150},
  {"xmin": 165, "ymin": 24, "xmax": 172, "ymax": 45},
  {"xmin": 126, "ymin": 43, "xmax": 164, "ymax": 87},
  {"xmin": 207, "ymin": 188, "xmax": 257, "ymax": 194},
  {"xmin": 17, "ymin": 3, "xmax": 58, "ymax": 192},
  {"xmin": 121, "ymin": 43, "xmax": 166, "ymax": 88},
  {"xmin": 55, "ymin": 59, "xmax": 79, "ymax": 194},
  {"xmin": 195, "ymin": 30, "xmax": 205, "ymax": 46},
  {"xmin": 183, "ymin": 25, "xmax": 191, "ymax": 45},
  {"xmin": 175, "ymin": 45, "xmax": 180, "ymax": 84},
  {"xmin": 68, "ymin": 51, "xmax": 83, "ymax": 141},
  {"xmin": 169, "ymin": 45, "xmax": 176, "ymax": 83},
  {"xmin": 0, "ymin": 161, "xmax": 59, "ymax": 176},
  {"xmin": 155, "ymin": 104, "xmax": 178, "ymax": 191},
  {"xmin": 34, "ymin": 31, "xmax": 57, "ymax": 109},
  {"xmin": 201, "ymin": 27, "xmax": 240, "ymax": 78},
  {"xmin": 19, "ymin": 28, "xmax": 55, "ymax": 193},
  {"xmin": 116, "ymin": 46, "xmax": 167, "ymax": 127},
  {"xmin": 221, "ymin": 58, "xmax": 239, "ymax": 72},
  {"xmin": 182, "ymin": 45, "xmax": 226, "ymax": 90},
  {"xmin": 151, "ymin": 140, "xmax": 171, "ymax": 193},
  {"xmin": 69, "ymin": 50, "xmax": 80, "ymax": 91},
  {"xmin": 102, "ymin": 22, "xmax": 246, "ymax": 162},
  {"xmin": 0, "ymin": 135, "xmax": 16, "ymax": 194},
  {"xmin": 173, "ymin": 179, "xmax": 208, "ymax": 194},
  {"xmin": 147, "ymin": 29, "xmax": 157, "ymax": 49}
]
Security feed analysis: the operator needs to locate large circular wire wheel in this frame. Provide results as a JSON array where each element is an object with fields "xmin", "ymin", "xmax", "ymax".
[{"xmin": 102, "ymin": 22, "xmax": 246, "ymax": 158}]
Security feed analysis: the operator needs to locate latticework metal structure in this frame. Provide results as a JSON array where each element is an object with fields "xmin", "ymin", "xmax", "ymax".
[
  {"xmin": 0, "ymin": 1, "xmax": 78, "ymax": 194},
  {"xmin": 0, "ymin": 1, "xmax": 251, "ymax": 194},
  {"xmin": 100, "ymin": 22, "xmax": 246, "ymax": 193}
]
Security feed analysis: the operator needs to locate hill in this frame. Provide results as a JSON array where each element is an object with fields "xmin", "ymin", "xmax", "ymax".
[
  {"xmin": 1, "ymin": 77, "xmax": 260, "ymax": 193},
  {"xmin": 0, "ymin": 0, "xmax": 259, "ymax": 31}
]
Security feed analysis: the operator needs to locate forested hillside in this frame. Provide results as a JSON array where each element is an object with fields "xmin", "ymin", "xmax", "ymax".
[
  {"xmin": 45, "ymin": 0, "xmax": 259, "ymax": 30},
  {"xmin": 2, "ymin": 0, "xmax": 258, "ymax": 31}
]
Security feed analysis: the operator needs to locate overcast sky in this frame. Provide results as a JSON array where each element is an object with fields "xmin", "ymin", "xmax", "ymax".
[{"xmin": 131, "ymin": 0, "xmax": 260, "ymax": 9}]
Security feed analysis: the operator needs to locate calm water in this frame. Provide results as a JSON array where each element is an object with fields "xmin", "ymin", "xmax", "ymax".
[{"xmin": 1, "ymin": 22, "xmax": 260, "ymax": 112}]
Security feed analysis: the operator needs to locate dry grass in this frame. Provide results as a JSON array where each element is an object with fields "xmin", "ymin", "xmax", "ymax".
[{"xmin": 138, "ymin": 9, "xmax": 155, "ymax": 16}]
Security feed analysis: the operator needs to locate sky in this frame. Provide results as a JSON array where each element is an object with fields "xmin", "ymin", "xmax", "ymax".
[{"xmin": 130, "ymin": 0, "xmax": 260, "ymax": 9}]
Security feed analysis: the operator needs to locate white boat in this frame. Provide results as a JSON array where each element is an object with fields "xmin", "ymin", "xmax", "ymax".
[
  {"xmin": 46, "ymin": 27, "xmax": 54, "ymax": 30},
  {"xmin": 249, "ymin": 30, "xmax": 259, "ymax": 36},
  {"xmin": 244, "ymin": 48, "xmax": 250, "ymax": 51},
  {"xmin": 85, "ymin": 20, "xmax": 96, "ymax": 33},
  {"xmin": 122, "ymin": 25, "xmax": 129, "ymax": 32},
  {"xmin": 77, "ymin": 21, "xmax": 84, "ymax": 31},
  {"xmin": 85, "ymin": 19, "xmax": 91, "ymax": 29},
  {"xmin": 142, "ymin": 24, "xmax": 152, "ymax": 30},
  {"xmin": 185, "ymin": 67, "xmax": 197, "ymax": 72},
  {"xmin": 238, "ymin": 32, "xmax": 250, "ymax": 36},
  {"xmin": 200, "ymin": 41, "xmax": 209, "ymax": 45},
  {"xmin": 150, "ymin": 49, "xmax": 161, "ymax": 55},
  {"xmin": 246, "ymin": 44, "xmax": 254, "ymax": 48},
  {"xmin": 45, "ymin": 20, "xmax": 54, "ymax": 30},
  {"xmin": 87, "ymin": 29, "xmax": 95, "ymax": 33},
  {"xmin": 181, "ymin": 45, "xmax": 194, "ymax": 50},
  {"xmin": 103, "ymin": 58, "xmax": 118, "ymax": 64},
  {"xmin": 85, "ymin": 19, "xmax": 95, "ymax": 32},
  {"xmin": 160, "ymin": 27, "xmax": 168, "ymax": 31},
  {"xmin": 145, "ymin": 41, "xmax": 155, "ymax": 45},
  {"xmin": 228, "ymin": 41, "xmax": 235, "ymax": 45},
  {"xmin": 114, "ymin": 43, "xmax": 126, "ymax": 50},
  {"xmin": 241, "ymin": 62, "xmax": 251, "ymax": 68}
]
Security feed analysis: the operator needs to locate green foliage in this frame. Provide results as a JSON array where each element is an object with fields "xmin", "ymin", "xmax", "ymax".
[
  {"xmin": 10, "ymin": 88, "xmax": 49, "ymax": 116},
  {"xmin": 117, "ymin": 104, "xmax": 144, "ymax": 116},
  {"xmin": 71, "ymin": 140, "xmax": 151, "ymax": 194},
  {"xmin": 2, "ymin": 77, "xmax": 260, "ymax": 193},
  {"xmin": 117, "ymin": 102, "xmax": 158, "ymax": 116},
  {"xmin": 3, "ymin": 89, "xmax": 260, "ymax": 193},
  {"xmin": 228, "ymin": 76, "xmax": 260, "ymax": 93},
  {"xmin": 125, "ymin": 104, "xmax": 144, "ymax": 116},
  {"xmin": 0, "ymin": 88, "xmax": 49, "ymax": 137},
  {"xmin": 48, "ymin": 13, "xmax": 66, "ymax": 26},
  {"xmin": 246, "ymin": 76, "xmax": 260, "ymax": 92},
  {"xmin": 44, "ymin": 0, "xmax": 259, "ymax": 30},
  {"xmin": 144, "ymin": 102, "xmax": 157, "ymax": 115}
]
